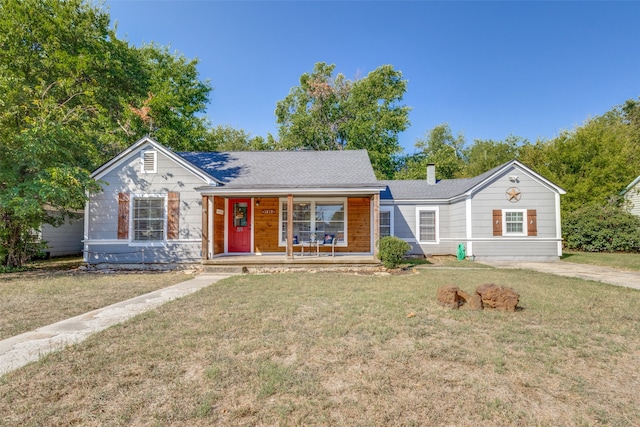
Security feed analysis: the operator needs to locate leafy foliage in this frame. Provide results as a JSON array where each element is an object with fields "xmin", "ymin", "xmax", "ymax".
[
  {"xmin": 563, "ymin": 204, "xmax": 640, "ymax": 252},
  {"xmin": 0, "ymin": 0, "xmax": 212, "ymax": 267},
  {"xmin": 275, "ymin": 62, "xmax": 410, "ymax": 178},
  {"xmin": 205, "ymin": 125, "xmax": 276, "ymax": 151},
  {"xmin": 377, "ymin": 236, "xmax": 411, "ymax": 269},
  {"xmin": 522, "ymin": 110, "xmax": 639, "ymax": 214},
  {"xmin": 395, "ymin": 124, "xmax": 465, "ymax": 180},
  {"xmin": 459, "ymin": 135, "xmax": 525, "ymax": 178}
]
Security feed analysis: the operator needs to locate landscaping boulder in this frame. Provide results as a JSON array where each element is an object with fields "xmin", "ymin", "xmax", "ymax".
[
  {"xmin": 475, "ymin": 284, "xmax": 519, "ymax": 312},
  {"xmin": 467, "ymin": 294, "xmax": 484, "ymax": 311},
  {"xmin": 437, "ymin": 285, "xmax": 463, "ymax": 309}
]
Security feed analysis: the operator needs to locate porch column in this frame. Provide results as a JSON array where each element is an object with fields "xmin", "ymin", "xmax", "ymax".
[
  {"xmin": 372, "ymin": 193, "xmax": 380, "ymax": 258},
  {"xmin": 287, "ymin": 194, "xmax": 294, "ymax": 259},
  {"xmin": 201, "ymin": 195, "xmax": 209, "ymax": 260}
]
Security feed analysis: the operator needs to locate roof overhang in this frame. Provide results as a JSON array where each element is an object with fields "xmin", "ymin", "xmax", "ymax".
[
  {"xmin": 620, "ymin": 175, "xmax": 640, "ymax": 196},
  {"xmin": 195, "ymin": 185, "xmax": 386, "ymax": 197},
  {"xmin": 380, "ymin": 198, "xmax": 451, "ymax": 204}
]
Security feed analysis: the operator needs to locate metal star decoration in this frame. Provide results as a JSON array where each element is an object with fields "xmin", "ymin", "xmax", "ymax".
[{"xmin": 506, "ymin": 187, "xmax": 522, "ymax": 202}]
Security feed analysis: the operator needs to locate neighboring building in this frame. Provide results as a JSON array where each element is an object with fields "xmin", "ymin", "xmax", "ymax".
[
  {"xmin": 39, "ymin": 211, "xmax": 84, "ymax": 257},
  {"xmin": 620, "ymin": 175, "xmax": 640, "ymax": 217},
  {"xmin": 380, "ymin": 162, "xmax": 566, "ymax": 262},
  {"xmin": 84, "ymin": 136, "xmax": 566, "ymax": 265}
]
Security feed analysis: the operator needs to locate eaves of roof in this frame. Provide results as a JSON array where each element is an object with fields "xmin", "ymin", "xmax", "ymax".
[{"xmin": 620, "ymin": 175, "xmax": 640, "ymax": 196}]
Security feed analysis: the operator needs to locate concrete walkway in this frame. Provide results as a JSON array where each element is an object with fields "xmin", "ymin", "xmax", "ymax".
[
  {"xmin": 480, "ymin": 261, "xmax": 640, "ymax": 291},
  {"xmin": 0, "ymin": 274, "xmax": 234, "ymax": 377}
]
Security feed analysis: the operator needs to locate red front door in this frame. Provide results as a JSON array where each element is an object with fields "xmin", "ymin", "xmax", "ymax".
[{"xmin": 228, "ymin": 199, "xmax": 252, "ymax": 252}]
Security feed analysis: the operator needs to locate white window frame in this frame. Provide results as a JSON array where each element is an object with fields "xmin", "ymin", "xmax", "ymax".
[
  {"xmin": 278, "ymin": 198, "xmax": 348, "ymax": 246},
  {"xmin": 379, "ymin": 206, "xmax": 394, "ymax": 238},
  {"xmin": 416, "ymin": 206, "xmax": 439, "ymax": 244},
  {"xmin": 503, "ymin": 209, "xmax": 527, "ymax": 236},
  {"xmin": 141, "ymin": 150, "xmax": 157, "ymax": 174},
  {"xmin": 130, "ymin": 194, "xmax": 167, "ymax": 246}
]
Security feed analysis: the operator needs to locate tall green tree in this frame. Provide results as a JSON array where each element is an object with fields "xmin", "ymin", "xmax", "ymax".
[
  {"xmin": 395, "ymin": 124, "xmax": 465, "ymax": 180},
  {"xmin": 275, "ymin": 62, "xmax": 410, "ymax": 178},
  {"xmin": 0, "ymin": 0, "xmax": 211, "ymax": 267},
  {"xmin": 204, "ymin": 125, "xmax": 275, "ymax": 151},
  {"xmin": 120, "ymin": 43, "xmax": 211, "ymax": 152},
  {"xmin": 459, "ymin": 135, "xmax": 525, "ymax": 178},
  {"xmin": 520, "ymin": 107, "xmax": 640, "ymax": 214}
]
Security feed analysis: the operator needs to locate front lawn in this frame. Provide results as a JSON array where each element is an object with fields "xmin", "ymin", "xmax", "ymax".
[
  {"xmin": 562, "ymin": 250, "xmax": 640, "ymax": 271},
  {"xmin": 1, "ymin": 269, "xmax": 638, "ymax": 426},
  {"xmin": 0, "ymin": 266, "xmax": 192, "ymax": 340}
]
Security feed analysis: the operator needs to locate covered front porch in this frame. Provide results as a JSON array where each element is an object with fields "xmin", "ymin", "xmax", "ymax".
[{"xmin": 199, "ymin": 190, "xmax": 382, "ymax": 261}]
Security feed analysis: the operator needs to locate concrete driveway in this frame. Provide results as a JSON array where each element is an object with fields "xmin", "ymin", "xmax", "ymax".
[{"xmin": 481, "ymin": 261, "xmax": 640, "ymax": 291}]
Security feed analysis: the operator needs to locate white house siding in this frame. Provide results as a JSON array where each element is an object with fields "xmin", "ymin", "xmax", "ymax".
[
  {"xmin": 85, "ymin": 143, "xmax": 204, "ymax": 264},
  {"xmin": 469, "ymin": 165, "xmax": 561, "ymax": 261},
  {"xmin": 624, "ymin": 183, "xmax": 640, "ymax": 216},
  {"xmin": 40, "ymin": 215, "xmax": 84, "ymax": 257},
  {"xmin": 391, "ymin": 202, "xmax": 458, "ymax": 256}
]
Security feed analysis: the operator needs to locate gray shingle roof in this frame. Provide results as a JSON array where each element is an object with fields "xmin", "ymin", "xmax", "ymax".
[
  {"xmin": 379, "ymin": 162, "xmax": 507, "ymax": 200},
  {"xmin": 178, "ymin": 149, "xmax": 378, "ymax": 188}
]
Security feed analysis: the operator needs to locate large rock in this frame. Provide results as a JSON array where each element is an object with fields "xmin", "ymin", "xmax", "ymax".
[
  {"xmin": 475, "ymin": 284, "xmax": 519, "ymax": 312},
  {"xmin": 467, "ymin": 294, "xmax": 484, "ymax": 311},
  {"xmin": 437, "ymin": 285, "xmax": 463, "ymax": 309}
]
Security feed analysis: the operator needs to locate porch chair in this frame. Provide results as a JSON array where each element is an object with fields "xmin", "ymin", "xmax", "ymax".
[{"xmin": 320, "ymin": 234, "xmax": 338, "ymax": 256}]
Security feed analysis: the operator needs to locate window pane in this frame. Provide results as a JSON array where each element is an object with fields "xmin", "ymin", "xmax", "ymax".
[
  {"xmin": 505, "ymin": 211, "xmax": 524, "ymax": 233},
  {"xmin": 316, "ymin": 203, "xmax": 344, "ymax": 241},
  {"xmin": 419, "ymin": 210, "xmax": 436, "ymax": 242},
  {"xmin": 380, "ymin": 211, "xmax": 391, "ymax": 237},
  {"xmin": 281, "ymin": 201, "xmax": 345, "ymax": 243},
  {"xmin": 133, "ymin": 198, "xmax": 164, "ymax": 241}
]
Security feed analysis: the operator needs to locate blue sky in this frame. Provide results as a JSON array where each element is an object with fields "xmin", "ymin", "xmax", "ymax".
[{"xmin": 106, "ymin": 1, "xmax": 640, "ymax": 154}]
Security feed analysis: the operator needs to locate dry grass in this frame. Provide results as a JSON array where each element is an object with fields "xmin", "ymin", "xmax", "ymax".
[
  {"xmin": 562, "ymin": 251, "xmax": 640, "ymax": 271},
  {"xmin": 0, "ymin": 267, "xmax": 192, "ymax": 340},
  {"xmin": 1, "ymin": 269, "xmax": 639, "ymax": 426}
]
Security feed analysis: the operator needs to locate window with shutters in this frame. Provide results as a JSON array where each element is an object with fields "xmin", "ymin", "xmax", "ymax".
[
  {"xmin": 416, "ymin": 207, "xmax": 438, "ymax": 243},
  {"xmin": 119, "ymin": 192, "xmax": 180, "ymax": 244},
  {"xmin": 141, "ymin": 150, "xmax": 157, "ymax": 173}
]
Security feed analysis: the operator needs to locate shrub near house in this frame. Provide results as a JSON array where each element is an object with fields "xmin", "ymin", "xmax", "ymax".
[{"xmin": 563, "ymin": 204, "xmax": 640, "ymax": 252}]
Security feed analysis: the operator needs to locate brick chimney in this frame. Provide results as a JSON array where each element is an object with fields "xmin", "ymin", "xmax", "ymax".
[{"xmin": 427, "ymin": 163, "xmax": 436, "ymax": 185}]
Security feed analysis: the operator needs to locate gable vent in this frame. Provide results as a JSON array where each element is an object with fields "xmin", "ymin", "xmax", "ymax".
[{"xmin": 142, "ymin": 150, "xmax": 157, "ymax": 173}]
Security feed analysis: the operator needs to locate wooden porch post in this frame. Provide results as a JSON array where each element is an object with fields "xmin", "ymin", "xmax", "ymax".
[
  {"xmin": 202, "ymin": 196, "xmax": 209, "ymax": 260},
  {"xmin": 372, "ymin": 193, "xmax": 380, "ymax": 258},
  {"xmin": 287, "ymin": 194, "xmax": 294, "ymax": 259}
]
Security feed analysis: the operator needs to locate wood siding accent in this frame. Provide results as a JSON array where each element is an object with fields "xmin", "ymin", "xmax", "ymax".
[
  {"xmin": 213, "ymin": 196, "xmax": 225, "ymax": 255},
  {"xmin": 167, "ymin": 192, "xmax": 180, "ymax": 240},
  {"xmin": 201, "ymin": 196, "xmax": 209, "ymax": 260},
  {"xmin": 492, "ymin": 209, "xmax": 502, "ymax": 236},
  {"xmin": 527, "ymin": 209, "xmax": 537, "ymax": 236},
  {"xmin": 253, "ymin": 198, "xmax": 284, "ymax": 253},
  {"xmin": 337, "ymin": 197, "xmax": 371, "ymax": 253},
  {"xmin": 117, "ymin": 192, "xmax": 130, "ymax": 240}
]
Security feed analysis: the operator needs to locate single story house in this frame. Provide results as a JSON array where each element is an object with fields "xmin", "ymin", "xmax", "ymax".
[
  {"xmin": 620, "ymin": 175, "xmax": 640, "ymax": 217},
  {"xmin": 380, "ymin": 162, "xmax": 566, "ymax": 261},
  {"xmin": 83, "ymin": 136, "xmax": 565, "ymax": 265}
]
